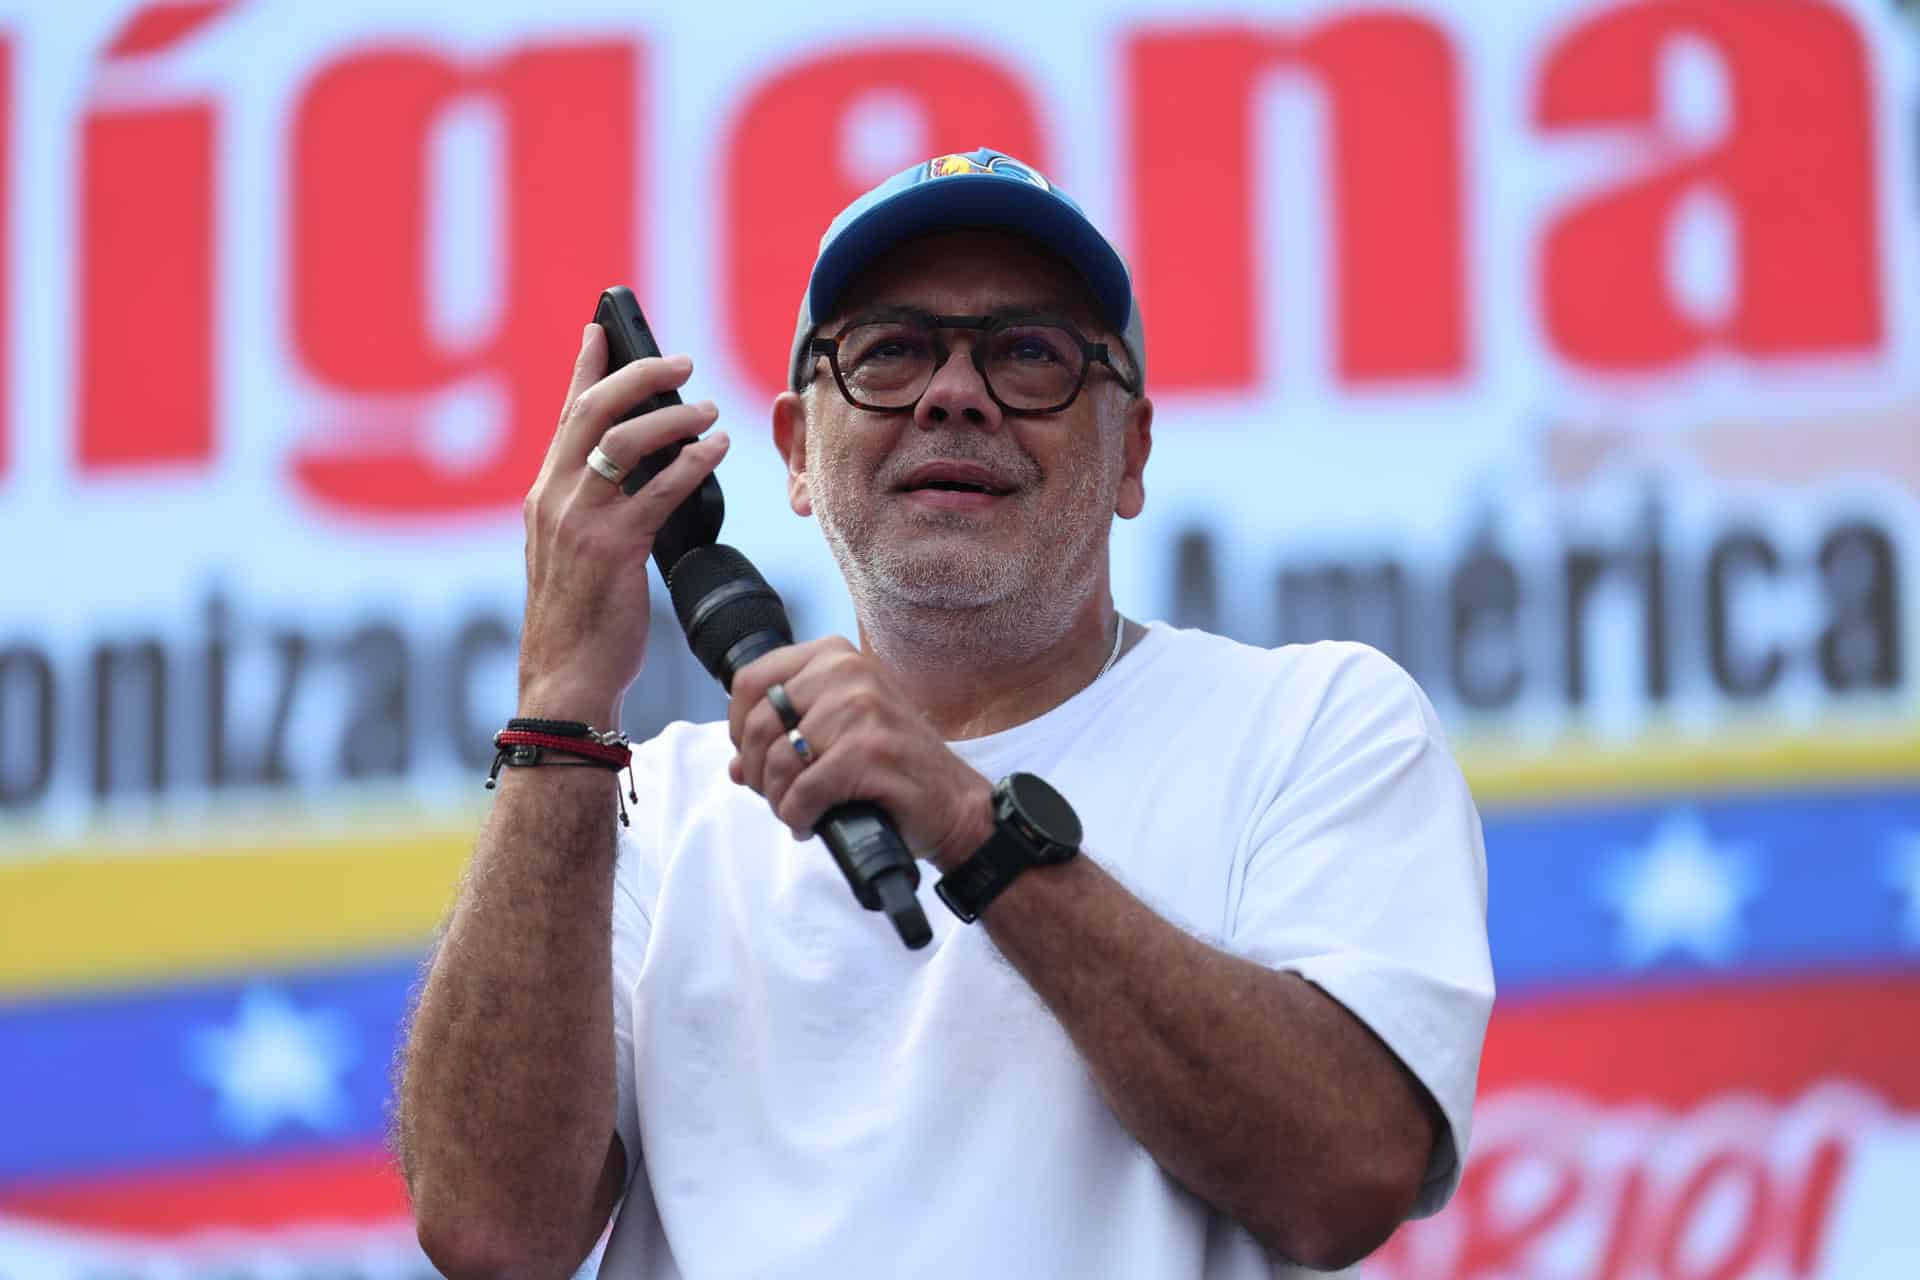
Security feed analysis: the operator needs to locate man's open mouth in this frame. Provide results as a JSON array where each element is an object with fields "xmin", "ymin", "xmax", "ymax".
[
  {"xmin": 897, "ymin": 461, "xmax": 1017, "ymax": 497},
  {"xmin": 905, "ymin": 478, "xmax": 1010, "ymax": 495}
]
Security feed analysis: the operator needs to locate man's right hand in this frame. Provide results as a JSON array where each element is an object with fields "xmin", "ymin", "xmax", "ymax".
[{"xmin": 517, "ymin": 322, "xmax": 730, "ymax": 725}]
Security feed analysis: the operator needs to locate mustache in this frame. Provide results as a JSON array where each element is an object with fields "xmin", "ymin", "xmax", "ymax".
[{"xmin": 878, "ymin": 441, "xmax": 1041, "ymax": 489}]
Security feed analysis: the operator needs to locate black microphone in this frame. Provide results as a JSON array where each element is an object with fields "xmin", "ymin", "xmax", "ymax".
[{"xmin": 666, "ymin": 543, "xmax": 933, "ymax": 950}]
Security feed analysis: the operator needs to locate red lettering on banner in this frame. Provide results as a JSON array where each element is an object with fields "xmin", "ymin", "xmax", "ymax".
[
  {"xmin": 1366, "ymin": 979, "xmax": 1915, "ymax": 1279},
  {"xmin": 1535, "ymin": 0, "xmax": 1880, "ymax": 370},
  {"xmin": 104, "ymin": 1, "xmax": 240, "ymax": 58},
  {"xmin": 1653, "ymin": 1151, "xmax": 1769, "ymax": 1280},
  {"xmin": 1447, "ymin": 1144, "xmax": 1581, "ymax": 1277},
  {"xmin": 0, "ymin": 37, "xmax": 9, "ymax": 479},
  {"xmin": 289, "ymin": 42, "xmax": 637, "ymax": 515},
  {"xmin": 77, "ymin": 104, "xmax": 216, "ymax": 470},
  {"xmin": 1127, "ymin": 17, "xmax": 1465, "ymax": 392},
  {"xmin": 724, "ymin": 48, "xmax": 1044, "ymax": 393},
  {"xmin": 1369, "ymin": 1092, "xmax": 1878, "ymax": 1280},
  {"xmin": 1594, "ymin": 1165, "xmax": 1649, "ymax": 1280},
  {"xmin": 1787, "ymin": 1136, "xmax": 1847, "ymax": 1274}
]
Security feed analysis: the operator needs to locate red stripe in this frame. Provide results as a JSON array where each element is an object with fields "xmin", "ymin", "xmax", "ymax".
[
  {"xmin": 1482, "ymin": 971, "xmax": 1920, "ymax": 1107},
  {"xmin": 0, "ymin": 1146, "xmax": 409, "ymax": 1237},
  {"xmin": 104, "ymin": 2, "xmax": 240, "ymax": 58},
  {"xmin": 9, "ymin": 976, "xmax": 1916, "ymax": 1238}
]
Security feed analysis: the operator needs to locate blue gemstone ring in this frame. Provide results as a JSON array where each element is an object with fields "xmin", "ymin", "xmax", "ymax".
[{"xmin": 785, "ymin": 727, "xmax": 815, "ymax": 765}]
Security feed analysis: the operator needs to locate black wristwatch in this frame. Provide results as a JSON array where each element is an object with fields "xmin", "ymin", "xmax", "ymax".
[{"xmin": 935, "ymin": 773, "xmax": 1082, "ymax": 922}]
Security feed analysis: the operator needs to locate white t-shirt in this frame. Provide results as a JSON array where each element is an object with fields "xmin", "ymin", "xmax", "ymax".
[{"xmin": 602, "ymin": 623, "xmax": 1493, "ymax": 1278}]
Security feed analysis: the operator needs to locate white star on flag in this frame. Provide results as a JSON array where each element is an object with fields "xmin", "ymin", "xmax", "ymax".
[
  {"xmin": 189, "ymin": 988, "xmax": 357, "ymax": 1142},
  {"xmin": 1600, "ymin": 812, "xmax": 1761, "ymax": 968},
  {"xmin": 1889, "ymin": 832, "xmax": 1920, "ymax": 947}
]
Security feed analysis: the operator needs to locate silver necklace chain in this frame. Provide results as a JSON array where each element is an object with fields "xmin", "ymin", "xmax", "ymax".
[{"xmin": 1096, "ymin": 614, "xmax": 1127, "ymax": 681}]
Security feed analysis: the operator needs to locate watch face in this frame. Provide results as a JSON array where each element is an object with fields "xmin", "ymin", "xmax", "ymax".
[{"xmin": 1003, "ymin": 772, "xmax": 1082, "ymax": 857}]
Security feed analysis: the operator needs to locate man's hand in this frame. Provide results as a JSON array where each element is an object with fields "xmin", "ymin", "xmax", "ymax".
[
  {"xmin": 518, "ymin": 324, "xmax": 729, "ymax": 723},
  {"xmin": 726, "ymin": 638, "xmax": 994, "ymax": 870}
]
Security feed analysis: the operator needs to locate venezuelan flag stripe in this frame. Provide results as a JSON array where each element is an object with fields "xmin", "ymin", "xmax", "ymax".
[
  {"xmin": 0, "ymin": 729, "xmax": 1917, "ymax": 998},
  {"xmin": 1481, "ymin": 972, "xmax": 1920, "ymax": 1108},
  {"xmin": 0, "ymin": 824, "xmax": 470, "ymax": 998},
  {"xmin": 5, "ymin": 970, "xmax": 1915, "ymax": 1225},
  {"xmin": 0, "ymin": 953, "xmax": 417, "ymax": 1184},
  {"xmin": 1458, "ymin": 725, "xmax": 1920, "ymax": 807},
  {"xmin": 1485, "ymin": 781, "xmax": 1920, "ymax": 994},
  {"xmin": 0, "ymin": 1145, "xmax": 409, "ymax": 1237}
]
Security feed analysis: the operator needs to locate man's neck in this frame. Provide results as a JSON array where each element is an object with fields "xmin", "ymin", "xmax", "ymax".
[{"xmin": 854, "ymin": 597, "xmax": 1124, "ymax": 741}]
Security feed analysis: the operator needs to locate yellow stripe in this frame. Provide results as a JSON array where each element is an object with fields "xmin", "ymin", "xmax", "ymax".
[
  {"xmin": 1458, "ymin": 728, "xmax": 1920, "ymax": 806},
  {"xmin": 3, "ymin": 728, "xmax": 1918, "ymax": 998},
  {"xmin": 0, "ymin": 824, "xmax": 473, "ymax": 998}
]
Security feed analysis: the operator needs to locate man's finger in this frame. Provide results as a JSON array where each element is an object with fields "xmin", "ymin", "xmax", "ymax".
[
  {"xmin": 777, "ymin": 751, "xmax": 866, "ymax": 843},
  {"xmin": 561, "ymin": 323, "xmax": 605, "ymax": 418},
  {"xmin": 531, "ymin": 325, "xmax": 607, "ymax": 490},
  {"xmin": 559, "ymin": 350, "xmax": 696, "ymax": 465},
  {"xmin": 735, "ymin": 695, "xmax": 785, "ymax": 798},
  {"xmin": 759, "ymin": 692, "xmax": 855, "ymax": 830},
  {"xmin": 591, "ymin": 400, "xmax": 721, "ymax": 485},
  {"xmin": 726, "ymin": 638, "xmax": 849, "ymax": 748},
  {"xmin": 725, "ymin": 642, "xmax": 821, "ymax": 748},
  {"xmin": 600, "ymin": 429, "xmax": 731, "ymax": 527}
]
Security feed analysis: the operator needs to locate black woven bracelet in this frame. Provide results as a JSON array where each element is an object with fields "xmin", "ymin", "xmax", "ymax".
[
  {"xmin": 508, "ymin": 716, "xmax": 594, "ymax": 738},
  {"xmin": 488, "ymin": 722, "xmax": 637, "ymax": 826}
]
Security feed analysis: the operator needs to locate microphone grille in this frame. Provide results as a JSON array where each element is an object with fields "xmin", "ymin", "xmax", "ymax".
[{"xmin": 667, "ymin": 543, "xmax": 793, "ymax": 680}]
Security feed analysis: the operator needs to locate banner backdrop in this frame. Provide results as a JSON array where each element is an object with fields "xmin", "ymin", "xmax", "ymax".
[{"xmin": 2, "ymin": 0, "xmax": 1918, "ymax": 1275}]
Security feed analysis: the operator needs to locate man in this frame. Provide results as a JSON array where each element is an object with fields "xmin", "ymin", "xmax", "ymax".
[{"xmin": 396, "ymin": 148, "xmax": 1493, "ymax": 1279}]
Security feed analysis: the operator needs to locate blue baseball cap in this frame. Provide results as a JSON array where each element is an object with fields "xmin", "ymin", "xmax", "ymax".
[{"xmin": 787, "ymin": 148, "xmax": 1146, "ymax": 393}]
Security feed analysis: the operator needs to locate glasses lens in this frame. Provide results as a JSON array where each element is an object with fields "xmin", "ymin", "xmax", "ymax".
[
  {"xmin": 836, "ymin": 322, "xmax": 937, "ymax": 408},
  {"xmin": 983, "ymin": 324, "xmax": 1085, "ymax": 409}
]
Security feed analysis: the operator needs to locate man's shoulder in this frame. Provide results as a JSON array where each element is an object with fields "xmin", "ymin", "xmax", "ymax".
[
  {"xmin": 1151, "ymin": 626, "xmax": 1423, "ymax": 706},
  {"xmin": 1143, "ymin": 626, "xmax": 1439, "ymax": 751}
]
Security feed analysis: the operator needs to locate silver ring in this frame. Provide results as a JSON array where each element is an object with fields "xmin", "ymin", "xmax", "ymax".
[
  {"xmin": 586, "ymin": 444, "xmax": 626, "ymax": 486},
  {"xmin": 786, "ymin": 727, "xmax": 815, "ymax": 765},
  {"xmin": 766, "ymin": 682, "xmax": 802, "ymax": 732}
]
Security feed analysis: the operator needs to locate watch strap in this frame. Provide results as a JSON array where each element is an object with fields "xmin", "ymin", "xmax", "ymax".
[{"xmin": 934, "ymin": 830, "xmax": 1023, "ymax": 923}]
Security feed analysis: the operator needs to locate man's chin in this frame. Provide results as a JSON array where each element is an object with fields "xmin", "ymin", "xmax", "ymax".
[
  {"xmin": 847, "ymin": 549, "xmax": 1026, "ymax": 611},
  {"xmin": 819, "ymin": 503, "xmax": 1033, "ymax": 607}
]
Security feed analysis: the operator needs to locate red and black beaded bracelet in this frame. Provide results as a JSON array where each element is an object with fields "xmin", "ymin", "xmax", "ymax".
[{"xmin": 485, "ymin": 717, "xmax": 638, "ymax": 825}]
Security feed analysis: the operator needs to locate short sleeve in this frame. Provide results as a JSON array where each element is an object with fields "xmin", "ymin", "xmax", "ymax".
[
  {"xmin": 1228, "ymin": 650, "xmax": 1493, "ymax": 1218},
  {"xmin": 610, "ymin": 848, "xmax": 652, "ymax": 1190}
]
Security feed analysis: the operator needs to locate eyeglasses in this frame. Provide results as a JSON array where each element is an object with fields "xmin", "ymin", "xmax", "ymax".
[{"xmin": 805, "ymin": 311, "xmax": 1141, "ymax": 416}]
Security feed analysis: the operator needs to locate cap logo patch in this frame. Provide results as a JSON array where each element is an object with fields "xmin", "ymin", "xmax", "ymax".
[
  {"xmin": 927, "ymin": 154, "xmax": 986, "ymax": 178},
  {"xmin": 924, "ymin": 153, "xmax": 1052, "ymax": 191}
]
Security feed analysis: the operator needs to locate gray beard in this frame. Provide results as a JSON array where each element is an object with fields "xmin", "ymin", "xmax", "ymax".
[{"xmin": 807, "ymin": 429, "xmax": 1120, "ymax": 655}]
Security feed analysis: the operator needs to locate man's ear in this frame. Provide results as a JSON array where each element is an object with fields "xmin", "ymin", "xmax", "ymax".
[
  {"xmin": 772, "ymin": 390, "xmax": 813, "ymax": 517},
  {"xmin": 1115, "ymin": 394, "xmax": 1152, "ymax": 520}
]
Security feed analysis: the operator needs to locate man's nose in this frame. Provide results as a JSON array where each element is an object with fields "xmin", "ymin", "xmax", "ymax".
[{"xmin": 914, "ymin": 339, "xmax": 1001, "ymax": 430}]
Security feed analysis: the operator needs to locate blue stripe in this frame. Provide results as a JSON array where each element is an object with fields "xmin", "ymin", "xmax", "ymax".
[
  {"xmin": 0, "ymin": 953, "xmax": 421, "ymax": 1186},
  {"xmin": 3, "ymin": 783, "xmax": 1917, "ymax": 1183},
  {"xmin": 1484, "ymin": 782, "xmax": 1920, "ymax": 992}
]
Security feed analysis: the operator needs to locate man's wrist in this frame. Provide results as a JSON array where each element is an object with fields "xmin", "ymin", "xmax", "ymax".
[
  {"xmin": 933, "ymin": 777, "xmax": 998, "ymax": 874},
  {"xmin": 516, "ymin": 677, "xmax": 622, "ymax": 729}
]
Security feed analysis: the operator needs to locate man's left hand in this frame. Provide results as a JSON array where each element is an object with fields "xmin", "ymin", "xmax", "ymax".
[{"xmin": 727, "ymin": 637, "xmax": 993, "ymax": 871}]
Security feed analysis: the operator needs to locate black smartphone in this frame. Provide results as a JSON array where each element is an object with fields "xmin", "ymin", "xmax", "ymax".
[
  {"xmin": 591, "ymin": 286, "xmax": 726, "ymax": 571},
  {"xmin": 593, "ymin": 285, "xmax": 691, "ymax": 497}
]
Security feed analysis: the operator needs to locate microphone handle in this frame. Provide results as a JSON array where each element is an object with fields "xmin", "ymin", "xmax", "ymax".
[
  {"xmin": 679, "ymin": 553, "xmax": 933, "ymax": 950},
  {"xmin": 815, "ymin": 803, "xmax": 932, "ymax": 948}
]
